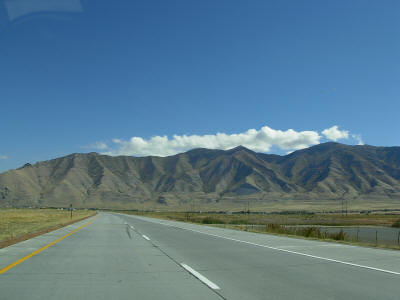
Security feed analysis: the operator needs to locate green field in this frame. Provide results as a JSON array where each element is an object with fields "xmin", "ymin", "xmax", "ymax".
[{"xmin": 0, "ymin": 209, "xmax": 96, "ymax": 248}]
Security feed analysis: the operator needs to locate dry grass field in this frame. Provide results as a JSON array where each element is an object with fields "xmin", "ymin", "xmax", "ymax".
[
  {"xmin": 121, "ymin": 211, "xmax": 400, "ymax": 227},
  {"xmin": 0, "ymin": 209, "xmax": 96, "ymax": 248}
]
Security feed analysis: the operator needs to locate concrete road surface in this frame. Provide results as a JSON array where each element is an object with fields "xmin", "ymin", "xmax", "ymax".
[{"xmin": 1, "ymin": 212, "xmax": 400, "ymax": 300}]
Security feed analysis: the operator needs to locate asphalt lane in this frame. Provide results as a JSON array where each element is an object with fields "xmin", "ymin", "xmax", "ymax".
[
  {"xmin": 1, "ymin": 212, "xmax": 400, "ymax": 299},
  {"xmin": 0, "ymin": 213, "xmax": 221, "ymax": 300},
  {"xmin": 118, "ymin": 213, "xmax": 400, "ymax": 300}
]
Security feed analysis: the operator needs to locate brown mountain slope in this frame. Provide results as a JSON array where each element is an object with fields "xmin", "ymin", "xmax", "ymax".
[{"xmin": 1, "ymin": 143, "xmax": 400, "ymax": 210}]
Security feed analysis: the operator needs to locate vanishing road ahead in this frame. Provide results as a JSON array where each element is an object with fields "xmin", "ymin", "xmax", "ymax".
[{"xmin": 1, "ymin": 212, "xmax": 400, "ymax": 299}]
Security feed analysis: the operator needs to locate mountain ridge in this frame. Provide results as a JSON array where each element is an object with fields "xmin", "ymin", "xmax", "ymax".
[{"xmin": 1, "ymin": 143, "xmax": 400, "ymax": 210}]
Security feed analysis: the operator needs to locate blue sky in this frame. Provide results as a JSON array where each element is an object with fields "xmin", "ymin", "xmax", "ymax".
[{"xmin": 0, "ymin": 0, "xmax": 399, "ymax": 172}]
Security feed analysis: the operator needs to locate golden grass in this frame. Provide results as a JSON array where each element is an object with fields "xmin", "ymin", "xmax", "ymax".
[{"xmin": 0, "ymin": 209, "xmax": 96, "ymax": 247}]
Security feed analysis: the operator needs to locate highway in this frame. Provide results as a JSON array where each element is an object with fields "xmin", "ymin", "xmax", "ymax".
[{"xmin": 1, "ymin": 212, "xmax": 400, "ymax": 299}]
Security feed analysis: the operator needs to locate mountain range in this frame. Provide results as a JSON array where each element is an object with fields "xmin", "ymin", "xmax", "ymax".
[{"xmin": 1, "ymin": 142, "xmax": 400, "ymax": 211}]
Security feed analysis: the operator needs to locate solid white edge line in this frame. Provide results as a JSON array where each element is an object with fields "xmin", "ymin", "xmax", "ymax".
[
  {"xmin": 181, "ymin": 263, "xmax": 220, "ymax": 290},
  {"xmin": 142, "ymin": 234, "xmax": 150, "ymax": 241},
  {"xmin": 128, "ymin": 215, "xmax": 400, "ymax": 276}
]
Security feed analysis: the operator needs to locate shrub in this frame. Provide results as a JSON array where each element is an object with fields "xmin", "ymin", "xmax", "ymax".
[
  {"xmin": 267, "ymin": 223, "xmax": 282, "ymax": 231},
  {"xmin": 229, "ymin": 218, "xmax": 249, "ymax": 225},
  {"xmin": 392, "ymin": 219, "xmax": 400, "ymax": 228},
  {"xmin": 328, "ymin": 229, "xmax": 347, "ymax": 240},
  {"xmin": 201, "ymin": 217, "xmax": 225, "ymax": 224},
  {"xmin": 297, "ymin": 227, "xmax": 322, "ymax": 238}
]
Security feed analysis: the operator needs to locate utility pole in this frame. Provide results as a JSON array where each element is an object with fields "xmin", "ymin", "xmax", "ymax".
[
  {"xmin": 247, "ymin": 201, "xmax": 250, "ymax": 225},
  {"xmin": 341, "ymin": 199, "xmax": 344, "ymax": 215},
  {"xmin": 70, "ymin": 203, "xmax": 72, "ymax": 219},
  {"xmin": 186, "ymin": 199, "xmax": 193, "ymax": 221}
]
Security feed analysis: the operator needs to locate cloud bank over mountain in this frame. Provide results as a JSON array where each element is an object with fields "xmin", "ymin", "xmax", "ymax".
[
  {"xmin": 95, "ymin": 125, "xmax": 357, "ymax": 157},
  {"xmin": 322, "ymin": 125, "xmax": 349, "ymax": 141}
]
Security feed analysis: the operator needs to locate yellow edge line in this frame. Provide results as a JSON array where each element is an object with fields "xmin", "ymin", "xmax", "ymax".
[{"xmin": 0, "ymin": 216, "xmax": 98, "ymax": 275}]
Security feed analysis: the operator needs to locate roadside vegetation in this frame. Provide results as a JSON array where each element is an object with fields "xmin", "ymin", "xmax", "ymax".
[
  {"xmin": 391, "ymin": 218, "xmax": 400, "ymax": 228},
  {"xmin": 119, "ymin": 211, "xmax": 400, "ymax": 227},
  {"xmin": 253, "ymin": 223, "xmax": 348, "ymax": 240},
  {"xmin": 117, "ymin": 210, "xmax": 400, "ymax": 249},
  {"xmin": 0, "ymin": 208, "xmax": 96, "ymax": 248}
]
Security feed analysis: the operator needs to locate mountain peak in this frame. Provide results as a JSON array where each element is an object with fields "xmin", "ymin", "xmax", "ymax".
[{"xmin": 226, "ymin": 145, "xmax": 253, "ymax": 154}]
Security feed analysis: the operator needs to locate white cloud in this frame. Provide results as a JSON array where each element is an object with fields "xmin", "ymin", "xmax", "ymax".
[
  {"xmin": 322, "ymin": 125, "xmax": 349, "ymax": 141},
  {"xmin": 102, "ymin": 126, "xmax": 322, "ymax": 157},
  {"xmin": 352, "ymin": 134, "xmax": 364, "ymax": 145},
  {"xmin": 0, "ymin": 155, "xmax": 8, "ymax": 160}
]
